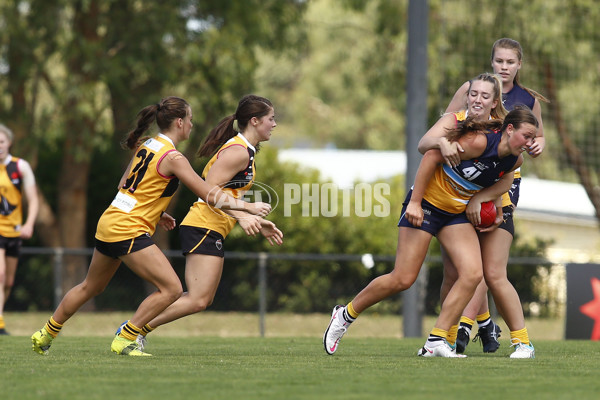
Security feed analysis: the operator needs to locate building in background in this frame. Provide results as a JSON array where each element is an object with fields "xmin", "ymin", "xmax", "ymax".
[{"xmin": 278, "ymin": 149, "xmax": 600, "ymax": 263}]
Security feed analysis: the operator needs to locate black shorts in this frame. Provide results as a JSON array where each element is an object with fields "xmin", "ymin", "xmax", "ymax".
[
  {"xmin": 180, "ymin": 226, "xmax": 225, "ymax": 258},
  {"xmin": 397, "ymin": 190, "xmax": 469, "ymax": 236},
  {"xmin": 95, "ymin": 233, "xmax": 155, "ymax": 259},
  {"xmin": 0, "ymin": 235, "xmax": 22, "ymax": 257},
  {"xmin": 497, "ymin": 205, "xmax": 515, "ymax": 236},
  {"xmin": 508, "ymin": 178, "xmax": 521, "ymax": 206}
]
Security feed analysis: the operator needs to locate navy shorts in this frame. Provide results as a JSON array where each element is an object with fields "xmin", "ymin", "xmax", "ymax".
[
  {"xmin": 180, "ymin": 226, "xmax": 225, "ymax": 258},
  {"xmin": 0, "ymin": 235, "xmax": 22, "ymax": 257},
  {"xmin": 397, "ymin": 190, "xmax": 469, "ymax": 236},
  {"xmin": 95, "ymin": 233, "xmax": 155, "ymax": 259}
]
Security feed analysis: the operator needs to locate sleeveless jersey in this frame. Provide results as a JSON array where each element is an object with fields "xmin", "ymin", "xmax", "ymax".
[
  {"xmin": 503, "ymin": 85, "xmax": 535, "ymax": 184},
  {"xmin": 503, "ymin": 85, "xmax": 535, "ymax": 111},
  {"xmin": 0, "ymin": 157, "xmax": 24, "ymax": 237},
  {"xmin": 96, "ymin": 134, "xmax": 180, "ymax": 242},
  {"xmin": 181, "ymin": 133, "xmax": 256, "ymax": 237},
  {"xmin": 423, "ymin": 130, "xmax": 519, "ymax": 214},
  {"xmin": 453, "ymin": 109, "xmax": 468, "ymax": 123},
  {"xmin": 453, "ymin": 109, "xmax": 512, "ymax": 207}
]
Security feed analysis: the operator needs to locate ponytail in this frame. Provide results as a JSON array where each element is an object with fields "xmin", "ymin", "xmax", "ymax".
[
  {"xmin": 197, "ymin": 115, "xmax": 237, "ymax": 158},
  {"xmin": 122, "ymin": 96, "xmax": 190, "ymax": 150},
  {"xmin": 197, "ymin": 94, "xmax": 273, "ymax": 158},
  {"xmin": 122, "ymin": 104, "xmax": 158, "ymax": 149}
]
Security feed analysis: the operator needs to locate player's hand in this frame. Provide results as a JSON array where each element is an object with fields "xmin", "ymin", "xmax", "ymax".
[
  {"xmin": 19, "ymin": 224, "xmax": 34, "ymax": 239},
  {"xmin": 477, "ymin": 215, "xmax": 502, "ymax": 232},
  {"xmin": 465, "ymin": 199, "xmax": 483, "ymax": 227},
  {"xmin": 439, "ymin": 138, "xmax": 464, "ymax": 167},
  {"xmin": 246, "ymin": 201, "xmax": 271, "ymax": 217},
  {"xmin": 526, "ymin": 138, "xmax": 544, "ymax": 158},
  {"xmin": 259, "ymin": 220, "xmax": 283, "ymax": 246},
  {"xmin": 405, "ymin": 200, "xmax": 424, "ymax": 227},
  {"xmin": 238, "ymin": 215, "xmax": 262, "ymax": 236},
  {"xmin": 158, "ymin": 212, "xmax": 176, "ymax": 231}
]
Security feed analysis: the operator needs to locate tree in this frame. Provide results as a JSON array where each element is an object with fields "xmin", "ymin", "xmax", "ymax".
[
  {"xmin": 255, "ymin": 0, "xmax": 405, "ymax": 150},
  {"xmin": 272, "ymin": 0, "xmax": 600, "ymax": 224},
  {"xmin": 426, "ymin": 0, "xmax": 600, "ymax": 221},
  {"xmin": 0, "ymin": 0, "xmax": 307, "ymax": 299}
]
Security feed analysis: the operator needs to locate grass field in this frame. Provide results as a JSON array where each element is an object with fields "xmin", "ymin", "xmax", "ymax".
[{"xmin": 2, "ymin": 312, "xmax": 599, "ymax": 400}]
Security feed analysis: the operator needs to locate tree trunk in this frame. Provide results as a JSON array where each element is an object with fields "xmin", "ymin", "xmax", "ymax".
[
  {"xmin": 46, "ymin": 0, "xmax": 103, "ymax": 309},
  {"xmin": 34, "ymin": 191, "xmax": 61, "ymax": 247},
  {"xmin": 57, "ymin": 140, "xmax": 93, "ymax": 308}
]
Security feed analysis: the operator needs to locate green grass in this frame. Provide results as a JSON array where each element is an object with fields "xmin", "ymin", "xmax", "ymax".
[
  {"xmin": 0, "ymin": 311, "xmax": 567, "ymax": 340},
  {"xmin": 2, "ymin": 317, "xmax": 600, "ymax": 400}
]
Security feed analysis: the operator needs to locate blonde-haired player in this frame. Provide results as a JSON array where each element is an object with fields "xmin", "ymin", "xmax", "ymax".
[{"xmin": 442, "ymin": 38, "xmax": 547, "ymax": 357}]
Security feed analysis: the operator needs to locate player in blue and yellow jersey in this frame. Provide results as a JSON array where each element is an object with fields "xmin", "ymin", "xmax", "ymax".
[
  {"xmin": 419, "ymin": 73, "xmax": 508, "ymax": 353},
  {"xmin": 442, "ymin": 39, "xmax": 548, "ymax": 357},
  {"xmin": 0, "ymin": 124, "xmax": 39, "ymax": 335},
  {"xmin": 324, "ymin": 107, "xmax": 538, "ymax": 358},
  {"xmin": 120, "ymin": 95, "xmax": 283, "ymax": 350},
  {"xmin": 31, "ymin": 96, "xmax": 271, "ymax": 357}
]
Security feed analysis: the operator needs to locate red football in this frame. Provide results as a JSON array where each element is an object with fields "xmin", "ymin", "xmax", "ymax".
[{"xmin": 478, "ymin": 201, "xmax": 497, "ymax": 228}]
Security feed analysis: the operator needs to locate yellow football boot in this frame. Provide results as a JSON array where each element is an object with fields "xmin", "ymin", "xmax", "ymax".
[{"xmin": 111, "ymin": 335, "xmax": 152, "ymax": 357}]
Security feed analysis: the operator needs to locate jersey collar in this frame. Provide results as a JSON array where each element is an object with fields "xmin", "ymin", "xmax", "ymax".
[
  {"xmin": 157, "ymin": 133, "xmax": 175, "ymax": 147},
  {"xmin": 237, "ymin": 133, "xmax": 256, "ymax": 153}
]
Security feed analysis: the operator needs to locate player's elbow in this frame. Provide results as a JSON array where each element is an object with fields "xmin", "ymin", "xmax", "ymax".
[
  {"xmin": 423, "ymin": 149, "xmax": 442, "ymax": 163},
  {"xmin": 204, "ymin": 187, "xmax": 221, "ymax": 207}
]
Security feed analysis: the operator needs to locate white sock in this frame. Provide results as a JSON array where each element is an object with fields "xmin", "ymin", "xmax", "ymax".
[
  {"xmin": 425, "ymin": 336, "xmax": 446, "ymax": 347},
  {"xmin": 478, "ymin": 318, "xmax": 491, "ymax": 328},
  {"xmin": 341, "ymin": 307, "xmax": 355, "ymax": 324}
]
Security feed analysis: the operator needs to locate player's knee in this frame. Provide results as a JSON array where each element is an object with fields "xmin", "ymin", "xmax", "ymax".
[
  {"xmin": 461, "ymin": 269, "xmax": 483, "ymax": 288},
  {"xmin": 165, "ymin": 285, "xmax": 183, "ymax": 303},
  {"xmin": 472, "ymin": 273, "xmax": 484, "ymax": 288},
  {"xmin": 168, "ymin": 281, "xmax": 184, "ymax": 301},
  {"xmin": 190, "ymin": 297, "xmax": 213, "ymax": 313},
  {"xmin": 388, "ymin": 272, "xmax": 416, "ymax": 292},
  {"xmin": 483, "ymin": 270, "xmax": 504, "ymax": 289}
]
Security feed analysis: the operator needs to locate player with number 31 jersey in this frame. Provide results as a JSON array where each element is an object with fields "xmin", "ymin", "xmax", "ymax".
[{"xmin": 96, "ymin": 134, "xmax": 179, "ymax": 242}]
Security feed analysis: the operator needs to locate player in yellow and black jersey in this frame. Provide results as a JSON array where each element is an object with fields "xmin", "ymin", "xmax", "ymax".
[
  {"xmin": 0, "ymin": 123, "xmax": 39, "ymax": 335},
  {"xmin": 31, "ymin": 96, "xmax": 271, "ymax": 357},
  {"xmin": 129, "ymin": 95, "xmax": 283, "ymax": 347}
]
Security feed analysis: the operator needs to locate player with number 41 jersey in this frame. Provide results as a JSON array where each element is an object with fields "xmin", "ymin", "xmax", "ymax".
[{"xmin": 422, "ymin": 130, "xmax": 518, "ymax": 215}]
